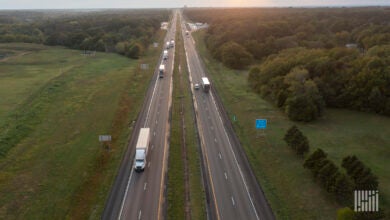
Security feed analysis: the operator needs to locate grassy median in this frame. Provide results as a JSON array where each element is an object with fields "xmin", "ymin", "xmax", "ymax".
[
  {"xmin": 167, "ymin": 16, "xmax": 206, "ymax": 220},
  {"xmin": 192, "ymin": 30, "xmax": 390, "ymax": 219}
]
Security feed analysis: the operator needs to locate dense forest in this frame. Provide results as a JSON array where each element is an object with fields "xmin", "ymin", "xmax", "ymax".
[
  {"xmin": 184, "ymin": 8, "xmax": 390, "ymax": 121},
  {"xmin": 0, "ymin": 9, "xmax": 170, "ymax": 58}
]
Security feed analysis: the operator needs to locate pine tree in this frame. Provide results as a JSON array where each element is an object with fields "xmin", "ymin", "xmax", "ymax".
[
  {"xmin": 334, "ymin": 174, "xmax": 353, "ymax": 204},
  {"xmin": 296, "ymin": 135, "xmax": 310, "ymax": 156},
  {"xmin": 317, "ymin": 159, "xmax": 339, "ymax": 191},
  {"xmin": 304, "ymin": 148, "xmax": 327, "ymax": 170},
  {"xmin": 342, "ymin": 155, "xmax": 379, "ymax": 190},
  {"xmin": 284, "ymin": 125, "xmax": 299, "ymax": 149},
  {"xmin": 284, "ymin": 125, "xmax": 310, "ymax": 156}
]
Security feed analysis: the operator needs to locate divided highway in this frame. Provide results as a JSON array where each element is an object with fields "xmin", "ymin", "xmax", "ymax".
[
  {"xmin": 102, "ymin": 11, "xmax": 177, "ymax": 220},
  {"xmin": 180, "ymin": 12, "xmax": 275, "ymax": 220}
]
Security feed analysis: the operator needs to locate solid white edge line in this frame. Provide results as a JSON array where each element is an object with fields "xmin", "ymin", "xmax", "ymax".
[
  {"xmin": 118, "ymin": 13, "xmax": 175, "ymax": 220},
  {"xmin": 183, "ymin": 13, "xmax": 261, "ymax": 219},
  {"xmin": 117, "ymin": 168, "xmax": 134, "ymax": 220},
  {"xmin": 210, "ymin": 92, "xmax": 260, "ymax": 220}
]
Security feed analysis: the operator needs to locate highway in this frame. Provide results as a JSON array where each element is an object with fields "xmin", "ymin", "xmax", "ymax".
[
  {"xmin": 180, "ymin": 11, "xmax": 275, "ymax": 220},
  {"xmin": 102, "ymin": 11, "xmax": 177, "ymax": 220}
]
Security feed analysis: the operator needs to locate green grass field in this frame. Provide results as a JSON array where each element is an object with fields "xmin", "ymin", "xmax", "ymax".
[
  {"xmin": 192, "ymin": 31, "xmax": 390, "ymax": 219},
  {"xmin": 0, "ymin": 39, "xmax": 163, "ymax": 219}
]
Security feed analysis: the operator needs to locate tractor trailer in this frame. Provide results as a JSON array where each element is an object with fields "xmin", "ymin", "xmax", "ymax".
[
  {"xmin": 134, "ymin": 128, "xmax": 150, "ymax": 172},
  {"xmin": 201, "ymin": 77, "xmax": 210, "ymax": 93}
]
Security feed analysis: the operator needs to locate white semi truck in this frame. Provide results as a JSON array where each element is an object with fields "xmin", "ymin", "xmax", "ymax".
[
  {"xmin": 159, "ymin": 64, "xmax": 165, "ymax": 78},
  {"xmin": 163, "ymin": 50, "xmax": 168, "ymax": 60},
  {"xmin": 134, "ymin": 128, "xmax": 150, "ymax": 172},
  {"xmin": 201, "ymin": 77, "xmax": 210, "ymax": 93}
]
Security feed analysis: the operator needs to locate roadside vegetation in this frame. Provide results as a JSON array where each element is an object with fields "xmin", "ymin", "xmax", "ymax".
[
  {"xmin": 0, "ymin": 9, "xmax": 170, "ymax": 58},
  {"xmin": 167, "ymin": 16, "xmax": 206, "ymax": 220},
  {"xmin": 190, "ymin": 29, "xmax": 390, "ymax": 219},
  {"xmin": 185, "ymin": 8, "xmax": 390, "ymax": 121},
  {"xmin": 0, "ymin": 18, "xmax": 164, "ymax": 218}
]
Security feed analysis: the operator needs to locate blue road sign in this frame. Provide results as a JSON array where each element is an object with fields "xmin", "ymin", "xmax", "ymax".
[{"xmin": 256, "ymin": 119, "xmax": 267, "ymax": 129}]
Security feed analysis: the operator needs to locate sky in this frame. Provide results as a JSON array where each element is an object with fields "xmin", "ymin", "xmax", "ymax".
[{"xmin": 0, "ymin": 0, "xmax": 389, "ymax": 9}]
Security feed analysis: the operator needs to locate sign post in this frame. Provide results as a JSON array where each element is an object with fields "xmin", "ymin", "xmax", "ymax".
[
  {"xmin": 140, "ymin": 64, "xmax": 149, "ymax": 70},
  {"xmin": 255, "ymin": 119, "xmax": 267, "ymax": 137},
  {"xmin": 99, "ymin": 135, "xmax": 112, "ymax": 151}
]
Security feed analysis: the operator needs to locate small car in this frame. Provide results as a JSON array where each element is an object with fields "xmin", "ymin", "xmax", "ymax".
[{"xmin": 194, "ymin": 83, "xmax": 200, "ymax": 90}]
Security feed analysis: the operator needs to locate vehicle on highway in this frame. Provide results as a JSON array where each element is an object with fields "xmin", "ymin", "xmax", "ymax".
[
  {"xmin": 194, "ymin": 83, "xmax": 200, "ymax": 90},
  {"xmin": 159, "ymin": 64, "xmax": 165, "ymax": 78},
  {"xmin": 166, "ymin": 41, "xmax": 170, "ymax": 49},
  {"xmin": 185, "ymin": 30, "xmax": 189, "ymax": 36},
  {"xmin": 170, "ymin": 40, "xmax": 175, "ymax": 48},
  {"xmin": 201, "ymin": 77, "xmax": 210, "ymax": 93},
  {"xmin": 134, "ymin": 128, "xmax": 150, "ymax": 172},
  {"xmin": 163, "ymin": 50, "xmax": 168, "ymax": 60}
]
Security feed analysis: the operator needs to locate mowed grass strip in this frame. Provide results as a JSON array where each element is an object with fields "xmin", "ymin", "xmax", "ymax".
[
  {"xmin": 192, "ymin": 30, "xmax": 390, "ymax": 219},
  {"xmin": 0, "ymin": 39, "xmax": 162, "ymax": 219},
  {"xmin": 0, "ymin": 44, "xmax": 83, "ymax": 99},
  {"xmin": 167, "ymin": 17, "xmax": 206, "ymax": 220}
]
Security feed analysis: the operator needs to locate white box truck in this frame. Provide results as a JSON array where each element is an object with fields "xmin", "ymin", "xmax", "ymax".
[
  {"xmin": 163, "ymin": 50, "xmax": 168, "ymax": 60},
  {"xmin": 159, "ymin": 64, "xmax": 165, "ymax": 78},
  {"xmin": 134, "ymin": 128, "xmax": 150, "ymax": 172},
  {"xmin": 201, "ymin": 77, "xmax": 210, "ymax": 93}
]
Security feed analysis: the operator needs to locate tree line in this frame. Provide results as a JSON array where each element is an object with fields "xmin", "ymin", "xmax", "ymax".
[
  {"xmin": 248, "ymin": 46, "xmax": 389, "ymax": 121},
  {"xmin": 0, "ymin": 9, "xmax": 170, "ymax": 58},
  {"xmin": 184, "ymin": 8, "xmax": 390, "ymax": 121},
  {"xmin": 284, "ymin": 126, "xmax": 384, "ymax": 219}
]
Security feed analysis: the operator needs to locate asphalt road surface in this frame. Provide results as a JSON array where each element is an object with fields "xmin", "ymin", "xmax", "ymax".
[
  {"xmin": 180, "ymin": 12, "xmax": 275, "ymax": 220},
  {"xmin": 102, "ymin": 11, "xmax": 177, "ymax": 220}
]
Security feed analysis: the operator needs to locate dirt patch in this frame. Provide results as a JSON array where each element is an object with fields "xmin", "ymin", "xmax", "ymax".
[{"xmin": 0, "ymin": 51, "xmax": 31, "ymax": 62}]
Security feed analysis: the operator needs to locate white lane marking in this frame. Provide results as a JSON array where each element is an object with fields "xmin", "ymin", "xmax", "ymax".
[
  {"xmin": 154, "ymin": 132, "xmax": 156, "ymax": 137},
  {"xmin": 157, "ymin": 27, "xmax": 175, "ymax": 220},
  {"xmin": 144, "ymin": 63, "xmax": 160, "ymax": 128},
  {"xmin": 118, "ymin": 16, "xmax": 175, "ymax": 219},
  {"xmin": 144, "ymin": 182, "xmax": 147, "ymax": 191},
  {"xmin": 118, "ymin": 168, "xmax": 134, "ymax": 220},
  {"xmin": 231, "ymin": 196, "xmax": 235, "ymax": 207},
  {"xmin": 224, "ymin": 172, "xmax": 228, "ymax": 180},
  {"xmin": 185, "ymin": 13, "xmax": 259, "ymax": 218},
  {"xmin": 156, "ymin": 120, "xmax": 158, "ymax": 125},
  {"xmin": 210, "ymin": 91, "xmax": 260, "ymax": 219},
  {"xmin": 157, "ymin": 111, "xmax": 159, "ymax": 115},
  {"xmin": 182, "ymin": 17, "xmax": 221, "ymax": 220},
  {"xmin": 152, "ymin": 145, "xmax": 154, "ymax": 149},
  {"xmin": 219, "ymin": 152, "xmax": 222, "ymax": 160},
  {"xmin": 214, "ymin": 138, "xmax": 217, "ymax": 143},
  {"xmin": 138, "ymin": 210, "xmax": 142, "ymax": 220}
]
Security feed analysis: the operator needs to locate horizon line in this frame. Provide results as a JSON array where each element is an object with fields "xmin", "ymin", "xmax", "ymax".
[{"xmin": 1, "ymin": 5, "xmax": 390, "ymax": 11}]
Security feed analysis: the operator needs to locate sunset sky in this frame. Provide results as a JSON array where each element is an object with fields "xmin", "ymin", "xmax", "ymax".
[{"xmin": 1, "ymin": 0, "xmax": 389, "ymax": 9}]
